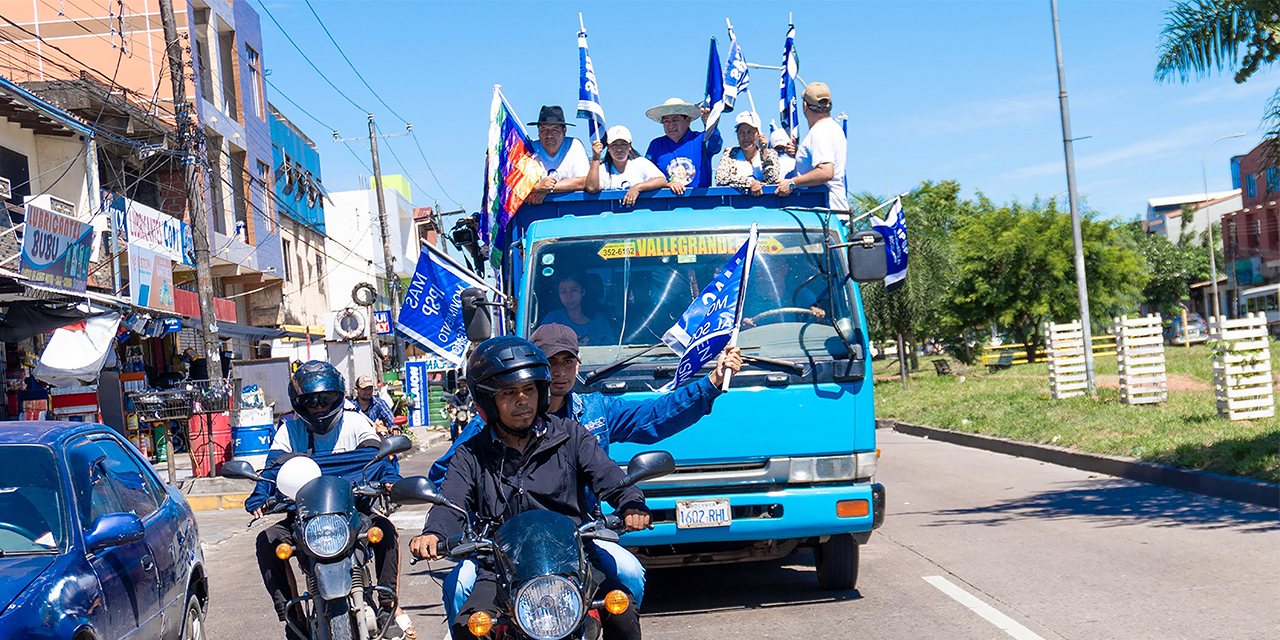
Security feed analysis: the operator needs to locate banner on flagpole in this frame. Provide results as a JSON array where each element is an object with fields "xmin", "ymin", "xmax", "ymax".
[
  {"xmin": 661, "ymin": 224, "xmax": 759, "ymax": 391},
  {"xmin": 724, "ymin": 26, "xmax": 750, "ymax": 111},
  {"xmin": 703, "ymin": 37, "xmax": 726, "ymax": 132},
  {"xmin": 871, "ymin": 198, "xmax": 908, "ymax": 292},
  {"xmin": 778, "ymin": 25, "xmax": 800, "ymax": 140},
  {"xmin": 396, "ymin": 243, "xmax": 492, "ymax": 366},
  {"xmin": 481, "ymin": 87, "xmax": 546, "ymax": 247},
  {"xmin": 577, "ymin": 28, "xmax": 606, "ymax": 141}
]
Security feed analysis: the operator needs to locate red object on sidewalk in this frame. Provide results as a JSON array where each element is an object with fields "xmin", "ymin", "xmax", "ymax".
[{"xmin": 188, "ymin": 412, "xmax": 233, "ymax": 477}]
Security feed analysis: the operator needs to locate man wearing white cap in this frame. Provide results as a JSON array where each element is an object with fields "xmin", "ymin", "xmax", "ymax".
[
  {"xmin": 775, "ymin": 82, "xmax": 847, "ymax": 211},
  {"xmin": 714, "ymin": 111, "xmax": 779, "ymax": 196},
  {"xmin": 586, "ymin": 125, "xmax": 669, "ymax": 206},
  {"xmin": 770, "ymin": 129, "xmax": 798, "ymax": 180},
  {"xmin": 643, "ymin": 97, "xmax": 723, "ymax": 192}
]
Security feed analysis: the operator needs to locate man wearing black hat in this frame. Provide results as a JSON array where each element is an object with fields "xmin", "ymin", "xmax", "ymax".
[{"xmin": 526, "ymin": 105, "xmax": 590, "ymax": 205}]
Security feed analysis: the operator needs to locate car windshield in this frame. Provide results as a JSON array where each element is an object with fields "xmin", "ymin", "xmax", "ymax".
[
  {"xmin": 0, "ymin": 445, "xmax": 65, "ymax": 553},
  {"xmin": 526, "ymin": 229, "xmax": 859, "ymax": 365}
]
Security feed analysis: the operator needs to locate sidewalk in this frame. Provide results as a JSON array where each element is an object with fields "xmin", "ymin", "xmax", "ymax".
[{"xmin": 173, "ymin": 426, "xmax": 451, "ymax": 512}]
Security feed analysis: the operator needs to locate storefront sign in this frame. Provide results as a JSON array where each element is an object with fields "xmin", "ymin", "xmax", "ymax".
[
  {"xmin": 162, "ymin": 317, "xmax": 183, "ymax": 334},
  {"xmin": 128, "ymin": 246, "xmax": 175, "ymax": 312},
  {"xmin": 20, "ymin": 204, "xmax": 92, "ymax": 293},
  {"xmin": 106, "ymin": 192, "xmax": 194, "ymax": 266},
  {"xmin": 372, "ymin": 310, "xmax": 392, "ymax": 335}
]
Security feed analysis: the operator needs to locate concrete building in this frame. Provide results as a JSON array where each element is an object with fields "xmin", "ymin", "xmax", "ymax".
[
  {"xmin": 268, "ymin": 104, "xmax": 328, "ymax": 328},
  {"xmin": 1145, "ymin": 190, "xmax": 1241, "ymax": 244},
  {"xmin": 325, "ymin": 177, "xmax": 419, "ymax": 319},
  {"xmin": 1221, "ymin": 141, "xmax": 1280, "ymax": 313},
  {"xmin": 4, "ymin": 0, "xmax": 286, "ymax": 340}
]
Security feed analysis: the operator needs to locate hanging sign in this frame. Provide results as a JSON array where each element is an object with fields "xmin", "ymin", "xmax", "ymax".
[
  {"xmin": 128, "ymin": 246, "xmax": 175, "ymax": 312},
  {"xmin": 372, "ymin": 310, "xmax": 393, "ymax": 335},
  {"xmin": 21, "ymin": 204, "xmax": 92, "ymax": 293}
]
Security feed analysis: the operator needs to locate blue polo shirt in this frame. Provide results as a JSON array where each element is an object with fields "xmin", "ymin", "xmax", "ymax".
[{"xmin": 645, "ymin": 128, "xmax": 723, "ymax": 189}]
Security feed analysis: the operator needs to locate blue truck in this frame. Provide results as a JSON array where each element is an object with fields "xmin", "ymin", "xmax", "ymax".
[{"xmin": 493, "ymin": 186, "xmax": 886, "ymax": 589}]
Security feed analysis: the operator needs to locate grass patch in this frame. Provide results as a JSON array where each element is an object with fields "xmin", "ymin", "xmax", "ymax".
[{"xmin": 876, "ymin": 344, "xmax": 1280, "ymax": 484}]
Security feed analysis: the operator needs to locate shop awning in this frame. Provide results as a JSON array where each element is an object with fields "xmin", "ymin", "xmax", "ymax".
[{"xmin": 179, "ymin": 317, "xmax": 294, "ymax": 341}]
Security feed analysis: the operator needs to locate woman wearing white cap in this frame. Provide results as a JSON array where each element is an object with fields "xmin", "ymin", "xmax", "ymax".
[
  {"xmin": 714, "ymin": 111, "xmax": 779, "ymax": 196},
  {"xmin": 586, "ymin": 125, "xmax": 669, "ymax": 206}
]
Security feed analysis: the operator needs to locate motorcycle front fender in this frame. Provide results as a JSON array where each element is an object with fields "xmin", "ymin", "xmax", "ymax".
[{"xmin": 314, "ymin": 556, "xmax": 354, "ymax": 601}]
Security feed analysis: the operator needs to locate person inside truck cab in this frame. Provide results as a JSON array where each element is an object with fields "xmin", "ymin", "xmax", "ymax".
[
  {"xmin": 775, "ymin": 81, "xmax": 848, "ymax": 211},
  {"xmin": 643, "ymin": 97, "xmax": 723, "ymax": 192},
  {"xmin": 427, "ymin": 323, "xmax": 743, "ymax": 623},
  {"xmin": 587, "ymin": 125, "xmax": 669, "ymax": 206},
  {"xmin": 539, "ymin": 273, "xmax": 616, "ymax": 346},
  {"xmin": 525, "ymin": 105, "xmax": 589, "ymax": 205},
  {"xmin": 742, "ymin": 254, "xmax": 830, "ymax": 327}
]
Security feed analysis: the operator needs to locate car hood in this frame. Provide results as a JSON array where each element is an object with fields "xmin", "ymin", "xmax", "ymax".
[{"xmin": 0, "ymin": 556, "xmax": 57, "ymax": 612}]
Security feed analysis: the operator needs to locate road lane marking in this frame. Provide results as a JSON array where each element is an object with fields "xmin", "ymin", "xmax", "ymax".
[
  {"xmin": 923, "ymin": 576, "xmax": 1045, "ymax": 640},
  {"xmin": 390, "ymin": 512, "xmax": 427, "ymax": 530}
]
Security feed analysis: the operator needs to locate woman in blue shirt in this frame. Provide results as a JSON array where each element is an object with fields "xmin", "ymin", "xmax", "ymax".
[{"xmin": 540, "ymin": 274, "xmax": 616, "ymax": 346}]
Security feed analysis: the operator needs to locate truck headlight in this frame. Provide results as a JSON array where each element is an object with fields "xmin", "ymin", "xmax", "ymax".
[{"xmin": 789, "ymin": 453, "xmax": 877, "ymax": 482}]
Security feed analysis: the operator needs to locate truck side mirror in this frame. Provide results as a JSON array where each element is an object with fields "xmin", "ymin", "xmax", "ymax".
[
  {"xmin": 846, "ymin": 231, "xmax": 888, "ymax": 283},
  {"xmin": 461, "ymin": 287, "xmax": 493, "ymax": 343}
]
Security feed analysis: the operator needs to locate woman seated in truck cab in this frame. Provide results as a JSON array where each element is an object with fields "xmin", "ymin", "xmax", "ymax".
[
  {"xmin": 539, "ymin": 273, "xmax": 617, "ymax": 346},
  {"xmin": 586, "ymin": 125, "xmax": 669, "ymax": 207}
]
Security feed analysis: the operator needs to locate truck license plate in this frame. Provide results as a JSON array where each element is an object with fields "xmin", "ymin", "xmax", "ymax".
[{"xmin": 676, "ymin": 499, "xmax": 731, "ymax": 529}]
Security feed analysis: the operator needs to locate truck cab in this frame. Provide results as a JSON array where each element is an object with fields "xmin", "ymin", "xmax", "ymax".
[{"xmin": 499, "ymin": 185, "xmax": 885, "ymax": 589}]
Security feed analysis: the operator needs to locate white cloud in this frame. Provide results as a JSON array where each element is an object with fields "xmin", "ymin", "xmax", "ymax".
[
  {"xmin": 909, "ymin": 94, "xmax": 1051, "ymax": 137},
  {"xmin": 1178, "ymin": 82, "xmax": 1275, "ymax": 105}
]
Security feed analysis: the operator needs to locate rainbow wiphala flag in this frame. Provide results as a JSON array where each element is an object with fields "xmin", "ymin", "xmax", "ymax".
[{"xmin": 481, "ymin": 87, "xmax": 545, "ymax": 245}]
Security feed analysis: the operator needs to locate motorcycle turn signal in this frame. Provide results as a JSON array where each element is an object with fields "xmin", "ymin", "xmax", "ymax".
[
  {"xmin": 604, "ymin": 590, "xmax": 630, "ymax": 615},
  {"xmin": 467, "ymin": 611, "xmax": 493, "ymax": 636},
  {"xmin": 275, "ymin": 543, "xmax": 293, "ymax": 560},
  {"xmin": 366, "ymin": 526, "xmax": 384, "ymax": 544}
]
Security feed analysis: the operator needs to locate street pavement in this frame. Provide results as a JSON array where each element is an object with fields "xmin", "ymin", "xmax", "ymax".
[{"xmin": 198, "ymin": 430, "xmax": 1279, "ymax": 639}]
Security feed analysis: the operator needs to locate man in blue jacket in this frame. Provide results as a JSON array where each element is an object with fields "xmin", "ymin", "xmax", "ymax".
[{"xmin": 430, "ymin": 323, "xmax": 742, "ymax": 620}]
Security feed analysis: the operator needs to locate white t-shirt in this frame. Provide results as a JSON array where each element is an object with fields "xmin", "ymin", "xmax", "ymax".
[
  {"xmin": 270, "ymin": 406, "xmax": 377, "ymax": 455},
  {"xmin": 795, "ymin": 117, "xmax": 847, "ymax": 211},
  {"xmin": 776, "ymin": 153, "xmax": 797, "ymax": 180},
  {"xmin": 599, "ymin": 157, "xmax": 664, "ymax": 191},
  {"xmin": 725, "ymin": 148, "xmax": 764, "ymax": 181},
  {"xmin": 532, "ymin": 138, "xmax": 590, "ymax": 180}
]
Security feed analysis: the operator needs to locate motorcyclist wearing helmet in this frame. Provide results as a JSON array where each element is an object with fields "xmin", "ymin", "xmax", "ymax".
[
  {"xmin": 410, "ymin": 337, "xmax": 650, "ymax": 640},
  {"xmin": 245, "ymin": 361, "xmax": 407, "ymax": 639}
]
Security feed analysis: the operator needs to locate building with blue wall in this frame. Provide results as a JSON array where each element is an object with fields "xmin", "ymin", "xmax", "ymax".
[{"xmin": 269, "ymin": 104, "xmax": 330, "ymax": 327}]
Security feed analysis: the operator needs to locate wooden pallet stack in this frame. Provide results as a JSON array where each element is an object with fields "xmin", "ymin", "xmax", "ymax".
[
  {"xmin": 1046, "ymin": 320, "xmax": 1088, "ymax": 399},
  {"xmin": 1115, "ymin": 314, "xmax": 1167, "ymax": 405},
  {"xmin": 1209, "ymin": 314, "xmax": 1275, "ymax": 420}
]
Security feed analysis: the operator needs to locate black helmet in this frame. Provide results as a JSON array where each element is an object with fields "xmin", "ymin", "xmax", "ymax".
[
  {"xmin": 466, "ymin": 336, "xmax": 550, "ymax": 431},
  {"xmin": 289, "ymin": 360, "xmax": 346, "ymax": 436}
]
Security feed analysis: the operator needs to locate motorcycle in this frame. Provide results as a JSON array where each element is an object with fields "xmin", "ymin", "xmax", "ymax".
[
  {"xmin": 443, "ymin": 388, "xmax": 473, "ymax": 442},
  {"xmin": 221, "ymin": 435, "xmax": 414, "ymax": 640},
  {"xmin": 391, "ymin": 451, "xmax": 676, "ymax": 640}
]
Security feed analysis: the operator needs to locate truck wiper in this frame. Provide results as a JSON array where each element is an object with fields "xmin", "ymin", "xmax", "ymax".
[
  {"xmin": 582, "ymin": 343, "xmax": 672, "ymax": 386},
  {"xmin": 742, "ymin": 355, "xmax": 805, "ymax": 375}
]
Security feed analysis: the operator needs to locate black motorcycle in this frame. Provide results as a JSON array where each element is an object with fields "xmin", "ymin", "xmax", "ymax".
[
  {"xmin": 222, "ymin": 435, "xmax": 413, "ymax": 640},
  {"xmin": 391, "ymin": 451, "xmax": 675, "ymax": 640}
]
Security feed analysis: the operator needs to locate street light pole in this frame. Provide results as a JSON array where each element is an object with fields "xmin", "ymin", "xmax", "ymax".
[
  {"xmin": 1203, "ymin": 132, "xmax": 1246, "ymax": 320},
  {"xmin": 1050, "ymin": 0, "xmax": 1095, "ymax": 395}
]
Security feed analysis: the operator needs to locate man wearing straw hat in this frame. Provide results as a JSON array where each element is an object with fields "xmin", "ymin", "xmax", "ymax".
[
  {"xmin": 526, "ymin": 105, "xmax": 591, "ymax": 205},
  {"xmin": 643, "ymin": 97, "xmax": 723, "ymax": 192}
]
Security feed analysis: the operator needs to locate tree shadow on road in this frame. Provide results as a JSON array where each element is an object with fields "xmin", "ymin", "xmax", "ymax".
[
  {"xmin": 641, "ymin": 555, "xmax": 861, "ymax": 617},
  {"xmin": 916, "ymin": 479, "xmax": 1279, "ymax": 533}
]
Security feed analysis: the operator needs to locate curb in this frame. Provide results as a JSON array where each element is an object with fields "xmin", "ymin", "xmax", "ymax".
[
  {"xmin": 886, "ymin": 420, "xmax": 1280, "ymax": 509},
  {"xmin": 180, "ymin": 429, "xmax": 454, "ymax": 512}
]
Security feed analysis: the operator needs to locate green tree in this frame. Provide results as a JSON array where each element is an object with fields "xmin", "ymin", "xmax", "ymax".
[{"xmin": 949, "ymin": 197, "xmax": 1147, "ymax": 362}]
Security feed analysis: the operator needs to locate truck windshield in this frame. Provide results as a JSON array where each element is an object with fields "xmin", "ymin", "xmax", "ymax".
[{"xmin": 527, "ymin": 229, "xmax": 858, "ymax": 365}]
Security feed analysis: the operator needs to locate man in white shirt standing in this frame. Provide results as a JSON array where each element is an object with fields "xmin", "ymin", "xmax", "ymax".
[
  {"xmin": 526, "ymin": 105, "xmax": 590, "ymax": 204},
  {"xmin": 775, "ymin": 82, "xmax": 847, "ymax": 211}
]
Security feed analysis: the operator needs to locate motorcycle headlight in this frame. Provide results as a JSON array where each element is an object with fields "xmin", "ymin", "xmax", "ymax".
[
  {"xmin": 303, "ymin": 514, "xmax": 351, "ymax": 559},
  {"xmin": 513, "ymin": 575, "xmax": 582, "ymax": 640}
]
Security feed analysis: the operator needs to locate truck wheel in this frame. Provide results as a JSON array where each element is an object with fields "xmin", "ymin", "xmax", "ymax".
[{"xmin": 814, "ymin": 534, "xmax": 859, "ymax": 590}]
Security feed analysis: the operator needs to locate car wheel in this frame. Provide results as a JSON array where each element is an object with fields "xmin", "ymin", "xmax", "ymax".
[
  {"xmin": 814, "ymin": 533, "xmax": 859, "ymax": 590},
  {"xmin": 182, "ymin": 592, "xmax": 207, "ymax": 640}
]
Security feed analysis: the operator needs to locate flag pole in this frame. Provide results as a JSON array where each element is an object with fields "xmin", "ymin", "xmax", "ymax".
[
  {"xmin": 419, "ymin": 238, "xmax": 503, "ymax": 298},
  {"xmin": 726, "ymin": 18, "xmax": 759, "ymax": 117},
  {"xmin": 579, "ymin": 12, "xmax": 584, "ymax": 32},
  {"xmin": 845, "ymin": 192, "xmax": 910, "ymax": 224},
  {"xmin": 720, "ymin": 223, "xmax": 759, "ymax": 391}
]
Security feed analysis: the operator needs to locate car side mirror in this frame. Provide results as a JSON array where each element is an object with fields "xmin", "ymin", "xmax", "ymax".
[
  {"xmin": 621, "ymin": 451, "xmax": 676, "ymax": 487},
  {"xmin": 846, "ymin": 231, "xmax": 887, "ymax": 283},
  {"xmin": 389, "ymin": 476, "xmax": 446, "ymax": 506},
  {"xmin": 85, "ymin": 513, "xmax": 145, "ymax": 551},
  {"xmin": 373, "ymin": 435, "xmax": 413, "ymax": 463},
  {"xmin": 220, "ymin": 459, "xmax": 266, "ymax": 483},
  {"xmin": 461, "ymin": 287, "xmax": 493, "ymax": 343}
]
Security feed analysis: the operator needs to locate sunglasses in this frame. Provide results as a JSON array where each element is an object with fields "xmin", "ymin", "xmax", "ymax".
[{"xmin": 297, "ymin": 391, "xmax": 342, "ymax": 409}]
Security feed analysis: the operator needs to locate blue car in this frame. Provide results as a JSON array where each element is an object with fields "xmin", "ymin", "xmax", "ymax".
[{"xmin": 0, "ymin": 422, "xmax": 207, "ymax": 639}]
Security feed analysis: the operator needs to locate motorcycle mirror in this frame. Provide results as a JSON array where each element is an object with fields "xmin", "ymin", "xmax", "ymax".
[
  {"xmin": 461, "ymin": 288, "xmax": 493, "ymax": 343},
  {"xmin": 389, "ymin": 476, "xmax": 447, "ymax": 506},
  {"xmin": 220, "ymin": 459, "xmax": 266, "ymax": 483},
  {"xmin": 373, "ymin": 435, "xmax": 413, "ymax": 463},
  {"xmin": 621, "ymin": 451, "xmax": 676, "ymax": 487}
]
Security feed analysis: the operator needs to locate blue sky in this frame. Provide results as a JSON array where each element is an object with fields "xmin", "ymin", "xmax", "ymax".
[{"xmin": 257, "ymin": 0, "xmax": 1274, "ymax": 222}]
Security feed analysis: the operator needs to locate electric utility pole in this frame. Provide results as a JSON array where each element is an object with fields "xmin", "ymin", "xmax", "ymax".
[
  {"xmin": 1051, "ymin": 0, "xmax": 1094, "ymax": 395},
  {"xmin": 159, "ymin": 0, "xmax": 221, "ymax": 380},
  {"xmin": 337, "ymin": 116, "xmax": 410, "ymax": 372}
]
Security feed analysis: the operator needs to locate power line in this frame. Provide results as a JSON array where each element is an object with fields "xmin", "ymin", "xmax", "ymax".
[
  {"xmin": 302, "ymin": 0, "xmax": 408, "ymax": 126},
  {"xmin": 411, "ymin": 131, "xmax": 463, "ymax": 208},
  {"xmin": 252, "ymin": 0, "xmax": 368, "ymax": 115},
  {"xmin": 376, "ymin": 122, "xmax": 435, "ymax": 202},
  {"xmin": 265, "ymin": 76, "xmax": 335, "ymax": 132}
]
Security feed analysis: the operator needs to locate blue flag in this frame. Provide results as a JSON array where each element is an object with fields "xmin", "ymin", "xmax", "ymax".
[
  {"xmin": 577, "ymin": 29, "xmax": 606, "ymax": 141},
  {"xmin": 396, "ymin": 242, "xmax": 492, "ymax": 366},
  {"xmin": 724, "ymin": 26, "xmax": 750, "ymax": 111},
  {"xmin": 661, "ymin": 224, "xmax": 759, "ymax": 391},
  {"xmin": 704, "ymin": 37, "xmax": 726, "ymax": 132},
  {"xmin": 779, "ymin": 25, "xmax": 799, "ymax": 140},
  {"xmin": 871, "ymin": 198, "xmax": 908, "ymax": 292}
]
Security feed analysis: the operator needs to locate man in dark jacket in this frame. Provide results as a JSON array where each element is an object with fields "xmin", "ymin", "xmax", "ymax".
[{"xmin": 411, "ymin": 337, "xmax": 649, "ymax": 640}]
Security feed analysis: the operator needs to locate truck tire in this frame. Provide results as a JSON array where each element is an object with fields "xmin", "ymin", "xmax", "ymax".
[{"xmin": 814, "ymin": 534, "xmax": 859, "ymax": 590}]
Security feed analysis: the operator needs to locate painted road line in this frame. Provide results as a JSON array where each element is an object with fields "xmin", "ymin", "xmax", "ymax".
[
  {"xmin": 923, "ymin": 576, "xmax": 1045, "ymax": 640},
  {"xmin": 390, "ymin": 511, "xmax": 427, "ymax": 530}
]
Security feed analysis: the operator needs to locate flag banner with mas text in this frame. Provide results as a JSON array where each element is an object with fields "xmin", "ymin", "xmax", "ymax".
[{"xmin": 397, "ymin": 243, "xmax": 491, "ymax": 366}]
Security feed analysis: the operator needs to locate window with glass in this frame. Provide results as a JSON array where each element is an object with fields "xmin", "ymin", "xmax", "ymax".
[
  {"xmin": 246, "ymin": 46, "xmax": 265, "ymax": 120},
  {"xmin": 526, "ymin": 229, "xmax": 859, "ymax": 366},
  {"xmin": 67, "ymin": 438, "xmax": 161, "ymax": 528},
  {"xmin": 0, "ymin": 445, "xmax": 66, "ymax": 553}
]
